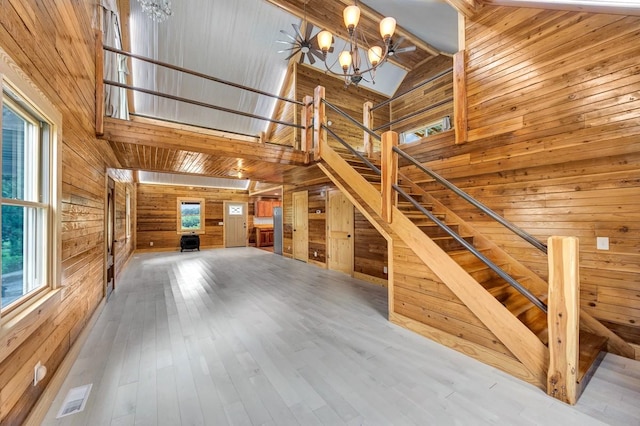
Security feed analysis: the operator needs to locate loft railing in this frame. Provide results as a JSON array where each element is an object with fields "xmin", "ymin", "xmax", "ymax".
[{"xmin": 96, "ymin": 42, "xmax": 304, "ymax": 140}]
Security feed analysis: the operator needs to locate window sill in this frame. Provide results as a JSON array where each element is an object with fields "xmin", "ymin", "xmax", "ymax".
[{"xmin": 0, "ymin": 288, "xmax": 62, "ymax": 364}]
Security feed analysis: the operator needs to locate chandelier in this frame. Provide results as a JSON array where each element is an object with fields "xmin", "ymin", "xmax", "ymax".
[
  {"xmin": 316, "ymin": 1, "xmax": 397, "ymax": 86},
  {"xmin": 138, "ymin": 0, "xmax": 173, "ymax": 23}
]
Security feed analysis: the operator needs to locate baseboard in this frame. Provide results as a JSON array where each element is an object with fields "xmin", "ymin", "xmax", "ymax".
[
  {"xmin": 24, "ymin": 298, "xmax": 106, "ymax": 426},
  {"xmin": 389, "ymin": 312, "xmax": 544, "ymax": 390},
  {"xmin": 353, "ymin": 271, "xmax": 387, "ymax": 287}
]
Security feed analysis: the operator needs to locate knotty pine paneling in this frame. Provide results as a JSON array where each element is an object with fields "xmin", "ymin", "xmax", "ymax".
[
  {"xmin": 0, "ymin": 1, "xmax": 132, "ymax": 423},
  {"xmin": 400, "ymin": 7, "xmax": 640, "ymax": 338},
  {"xmin": 136, "ymin": 184, "xmax": 250, "ymax": 250},
  {"xmin": 109, "ymin": 168, "xmax": 136, "ymax": 278},
  {"xmin": 390, "ymin": 55, "xmax": 453, "ymax": 136},
  {"xmin": 354, "ymin": 211, "xmax": 388, "ymax": 280},
  {"xmin": 295, "ymin": 65, "xmax": 390, "ymax": 152}
]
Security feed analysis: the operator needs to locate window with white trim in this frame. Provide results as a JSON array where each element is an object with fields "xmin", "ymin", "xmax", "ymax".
[
  {"xmin": 1, "ymin": 74, "xmax": 59, "ymax": 314},
  {"xmin": 125, "ymin": 187, "xmax": 131, "ymax": 239},
  {"xmin": 177, "ymin": 198, "xmax": 205, "ymax": 234}
]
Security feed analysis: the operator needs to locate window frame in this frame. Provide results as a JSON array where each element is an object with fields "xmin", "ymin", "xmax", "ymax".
[
  {"xmin": 176, "ymin": 197, "xmax": 205, "ymax": 234},
  {"xmin": 0, "ymin": 52, "xmax": 61, "ymax": 321},
  {"xmin": 400, "ymin": 116, "xmax": 451, "ymax": 144},
  {"xmin": 125, "ymin": 187, "xmax": 131, "ymax": 239}
]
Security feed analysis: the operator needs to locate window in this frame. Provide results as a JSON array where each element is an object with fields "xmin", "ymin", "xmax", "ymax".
[
  {"xmin": 229, "ymin": 204, "xmax": 243, "ymax": 215},
  {"xmin": 177, "ymin": 198, "xmax": 205, "ymax": 234},
  {"xmin": 1, "ymin": 67, "xmax": 60, "ymax": 315},
  {"xmin": 400, "ymin": 116, "xmax": 451, "ymax": 144}
]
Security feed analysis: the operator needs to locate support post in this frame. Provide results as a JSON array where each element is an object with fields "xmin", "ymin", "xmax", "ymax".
[
  {"xmin": 259, "ymin": 131, "xmax": 266, "ymax": 144},
  {"xmin": 453, "ymin": 50, "xmax": 467, "ymax": 145},
  {"xmin": 363, "ymin": 101, "xmax": 374, "ymax": 158},
  {"xmin": 95, "ymin": 30, "xmax": 105, "ymax": 136},
  {"xmin": 301, "ymin": 95, "xmax": 313, "ymax": 164},
  {"xmin": 381, "ymin": 131, "xmax": 398, "ymax": 223},
  {"xmin": 313, "ymin": 86, "xmax": 326, "ymax": 161},
  {"xmin": 547, "ymin": 236, "xmax": 580, "ymax": 405}
]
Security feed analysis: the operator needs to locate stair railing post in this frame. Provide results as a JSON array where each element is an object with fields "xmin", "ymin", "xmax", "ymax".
[
  {"xmin": 363, "ymin": 101, "xmax": 374, "ymax": 158},
  {"xmin": 547, "ymin": 236, "xmax": 580, "ymax": 405},
  {"xmin": 381, "ymin": 131, "xmax": 398, "ymax": 222},
  {"xmin": 313, "ymin": 86, "xmax": 326, "ymax": 161},
  {"xmin": 301, "ymin": 95, "xmax": 314, "ymax": 164},
  {"xmin": 453, "ymin": 50, "xmax": 467, "ymax": 145}
]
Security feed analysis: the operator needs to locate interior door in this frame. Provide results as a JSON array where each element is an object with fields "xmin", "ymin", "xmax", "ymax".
[
  {"xmin": 328, "ymin": 190, "xmax": 354, "ymax": 274},
  {"xmin": 224, "ymin": 202, "xmax": 247, "ymax": 247},
  {"xmin": 106, "ymin": 177, "xmax": 116, "ymax": 299},
  {"xmin": 292, "ymin": 191, "xmax": 308, "ymax": 262}
]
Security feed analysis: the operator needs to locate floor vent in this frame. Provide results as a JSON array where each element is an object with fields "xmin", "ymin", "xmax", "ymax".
[{"xmin": 56, "ymin": 384, "xmax": 92, "ymax": 418}]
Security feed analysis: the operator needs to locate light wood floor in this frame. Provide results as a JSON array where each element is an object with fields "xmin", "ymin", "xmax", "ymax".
[{"xmin": 43, "ymin": 248, "xmax": 640, "ymax": 425}]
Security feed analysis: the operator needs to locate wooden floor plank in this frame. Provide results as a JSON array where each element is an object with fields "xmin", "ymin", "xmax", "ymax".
[{"xmin": 42, "ymin": 248, "xmax": 640, "ymax": 425}]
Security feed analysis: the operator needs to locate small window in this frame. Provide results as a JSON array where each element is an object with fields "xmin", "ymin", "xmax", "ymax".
[
  {"xmin": 177, "ymin": 198, "xmax": 205, "ymax": 234},
  {"xmin": 1, "ymin": 79, "xmax": 59, "ymax": 314},
  {"xmin": 229, "ymin": 205, "xmax": 243, "ymax": 215},
  {"xmin": 400, "ymin": 116, "xmax": 451, "ymax": 144}
]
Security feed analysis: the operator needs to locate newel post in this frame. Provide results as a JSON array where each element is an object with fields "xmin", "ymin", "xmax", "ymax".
[
  {"xmin": 363, "ymin": 101, "xmax": 374, "ymax": 158},
  {"xmin": 381, "ymin": 131, "xmax": 398, "ymax": 223},
  {"xmin": 95, "ymin": 29, "xmax": 105, "ymax": 136},
  {"xmin": 453, "ymin": 50, "xmax": 467, "ymax": 145},
  {"xmin": 313, "ymin": 86, "xmax": 326, "ymax": 161},
  {"xmin": 301, "ymin": 95, "xmax": 313, "ymax": 164},
  {"xmin": 547, "ymin": 236, "xmax": 580, "ymax": 405}
]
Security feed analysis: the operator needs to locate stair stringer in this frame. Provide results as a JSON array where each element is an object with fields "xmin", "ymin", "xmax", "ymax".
[
  {"xmin": 400, "ymin": 173, "xmax": 636, "ymax": 360},
  {"xmin": 316, "ymin": 143, "xmax": 549, "ymax": 389}
]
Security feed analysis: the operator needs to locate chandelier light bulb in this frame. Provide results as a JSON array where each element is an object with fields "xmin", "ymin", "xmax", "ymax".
[
  {"xmin": 368, "ymin": 46, "xmax": 382, "ymax": 66},
  {"xmin": 317, "ymin": 30, "xmax": 334, "ymax": 52},
  {"xmin": 380, "ymin": 17, "xmax": 396, "ymax": 40},
  {"xmin": 339, "ymin": 51, "xmax": 352, "ymax": 71},
  {"xmin": 343, "ymin": 5, "xmax": 361, "ymax": 32}
]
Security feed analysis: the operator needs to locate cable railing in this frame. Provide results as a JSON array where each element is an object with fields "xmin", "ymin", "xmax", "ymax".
[
  {"xmin": 322, "ymin": 124, "xmax": 381, "ymax": 177},
  {"xmin": 372, "ymin": 97, "xmax": 453, "ymax": 132},
  {"xmin": 370, "ymin": 68, "xmax": 453, "ymax": 112},
  {"xmin": 101, "ymin": 45, "xmax": 304, "ymax": 133},
  {"xmin": 323, "ymin": 99, "xmax": 381, "ymax": 142},
  {"xmin": 393, "ymin": 146, "xmax": 548, "ymax": 254}
]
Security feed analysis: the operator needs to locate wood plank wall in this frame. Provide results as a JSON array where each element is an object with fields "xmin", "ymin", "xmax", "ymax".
[
  {"xmin": 136, "ymin": 184, "xmax": 250, "ymax": 250},
  {"xmin": 108, "ymin": 169, "xmax": 137, "ymax": 278},
  {"xmin": 282, "ymin": 164, "xmax": 388, "ymax": 281},
  {"xmin": 295, "ymin": 65, "xmax": 390, "ymax": 152},
  {"xmin": 0, "ymin": 1, "xmax": 134, "ymax": 423},
  {"xmin": 266, "ymin": 62, "xmax": 297, "ymax": 146},
  {"xmin": 401, "ymin": 7, "xmax": 640, "ymax": 342},
  {"xmin": 389, "ymin": 55, "xmax": 454, "ymax": 135}
]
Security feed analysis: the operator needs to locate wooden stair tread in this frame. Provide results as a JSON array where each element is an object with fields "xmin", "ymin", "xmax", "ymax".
[{"xmin": 578, "ymin": 331, "xmax": 608, "ymax": 384}]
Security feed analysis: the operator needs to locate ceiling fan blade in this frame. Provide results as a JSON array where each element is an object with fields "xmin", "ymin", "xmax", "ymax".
[
  {"xmin": 292, "ymin": 23, "xmax": 304, "ymax": 42},
  {"xmin": 304, "ymin": 22, "xmax": 314, "ymax": 40},
  {"xmin": 275, "ymin": 40, "xmax": 294, "ymax": 45},
  {"xmin": 392, "ymin": 36, "xmax": 406, "ymax": 50},
  {"xmin": 277, "ymin": 47, "xmax": 298, "ymax": 53},
  {"xmin": 280, "ymin": 30, "xmax": 297, "ymax": 43},
  {"xmin": 306, "ymin": 51, "xmax": 316, "ymax": 65},
  {"xmin": 395, "ymin": 45, "xmax": 416, "ymax": 54},
  {"xmin": 309, "ymin": 49, "xmax": 324, "ymax": 61},
  {"xmin": 285, "ymin": 49, "xmax": 301, "ymax": 61}
]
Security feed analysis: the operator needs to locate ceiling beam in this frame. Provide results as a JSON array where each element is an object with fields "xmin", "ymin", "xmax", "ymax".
[
  {"xmin": 482, "ymin": 0, "xmax": 640, "ymax": 16},
  {"xmin": 444, "ymin": 0, "xmax": 480, "ymax": 17}
]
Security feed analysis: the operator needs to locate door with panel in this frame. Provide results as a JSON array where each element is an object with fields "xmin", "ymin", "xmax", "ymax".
[
  {"xmin": 224, "ymin": 202, "xmax": 247, "ymax": 248},
  {"xmin": 292, "ymin": 190, "xmax": 308, "ymax": 262},
  {"xmin": 328, "ymin": 190, "xmax": 354, "ymax": 274},
  {"xmin": 106, "ymin": 177, "xmax": 116, "ymax": 299}
]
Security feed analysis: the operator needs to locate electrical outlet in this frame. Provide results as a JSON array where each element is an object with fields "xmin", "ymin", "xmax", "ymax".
[
  {"xmin": 33, "ymin": 361, "xmax": 47, "ymax": 386},
  {"xmin": 596, "ymin": 237, "xmax": 609, "ymax": 250},
  {"xmin": 149, "ymin": 241, "xmax": 154, "ymax": 247},
  {"xmin": 314, "ymin": 251, "xmax": 318, "ymax": 257},
  {"xmin": 383, "ymin": 266, "xmax": 388, "ymax": 274}
]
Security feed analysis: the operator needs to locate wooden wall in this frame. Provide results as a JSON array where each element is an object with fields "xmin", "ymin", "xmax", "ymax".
[
  {"xmin": 389, "ymin": 55, "xmax": 453, "ymax": 136},
  {"xmin": 0, "ymin": 1, "xmax": 134, "ymax": 424},
  {"xmin": 109, "ymin": 169, "xmax": 137, "ymax": 278},
  {"xmin": 136, "ymin": 184, "xmax": 250, "ymax": 250},
  {"xmin": 402, "ymin": 7, "xmax": 640, "ymax": 341},
  {"xmin": 282, "ymin": 164, "xmax": 388, "ymax": 282},
  {"xmin": 266, "ymin": 62, "xmax": 297, "ymax": 147},
  {"xmin": 295, "ymin": 65, "xmax": 390, "ymax": 152}
]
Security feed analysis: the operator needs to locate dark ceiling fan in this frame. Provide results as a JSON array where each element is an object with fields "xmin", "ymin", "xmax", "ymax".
[
  {"xmin": 277, "ymin": 22, "xmax": 333, "ymax": 65},
  {"xmin": 386, "ymin": 36, "xmax": 416, "ymax": 65}
]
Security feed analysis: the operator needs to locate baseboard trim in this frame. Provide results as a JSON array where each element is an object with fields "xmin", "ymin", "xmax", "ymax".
[
  {"xmin": 353, "ymin": 271, "xmax": 387, "ymax": 287},
  {"xmin": 24, "ymin": 298, "xmax": 106, "ymax": 426}
]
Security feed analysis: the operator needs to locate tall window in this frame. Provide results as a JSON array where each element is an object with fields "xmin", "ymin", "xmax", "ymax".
[
  {"xmin": 125, "ymin": 187, "xmax": 131, "ymax": 239},
  {"xmin": 1, "ymin": 87, "xmax": 54, "ymax": 312},
  {"xmin": 177, "ymin": 198, "xmax": 205, "ymax": 234}
]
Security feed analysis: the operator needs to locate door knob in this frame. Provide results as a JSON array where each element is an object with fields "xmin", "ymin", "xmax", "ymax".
[{"xmin": 347, "ymin": 234, "xmax": 351, "ymax": 238}]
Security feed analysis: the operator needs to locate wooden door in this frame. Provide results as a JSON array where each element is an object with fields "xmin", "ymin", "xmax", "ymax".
[
  {"xmin": 106, "ymin": 177, "xmax": 116, "ymax": 299},
  {"xmin": 328, "ymin": 190, "xmax": 354, "ymax": 274},
  {"xmin": 224, "ymin": 202, "xmax": 247, "ymax": 247},
  {"xmin": 292, "ymin": 191, "xmax": 308, "ymax": 262}
]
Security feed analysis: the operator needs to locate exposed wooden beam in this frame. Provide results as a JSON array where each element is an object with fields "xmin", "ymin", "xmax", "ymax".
[{"xmin": 445, "ymin": 0, "xmax": 480, "ymax": 18}]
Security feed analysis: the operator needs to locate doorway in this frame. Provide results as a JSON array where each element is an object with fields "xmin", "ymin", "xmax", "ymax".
[
  {"xmin": 328, "ymin": 190, "xmax": 354, "ymax": 274},
  {"xmin": 224, "ymin": 202, "xmax": 247, "ymax": 247},
  {"xmin": 106, "ymin": 177, "xmax": 116, "ymax": 299},
  {"xmin": 292, "ymin": 191, "xmax": 308, "ymax": 262}
]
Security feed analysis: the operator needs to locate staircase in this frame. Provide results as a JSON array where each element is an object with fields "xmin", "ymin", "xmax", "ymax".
[{"xmin": 320, "ymin": 144, "xmax": 624, "ymax": 401}]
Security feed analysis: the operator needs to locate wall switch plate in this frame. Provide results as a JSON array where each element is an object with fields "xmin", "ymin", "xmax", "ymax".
[
  {"xmin": 383, "ymin": 266, "xmax": 388, "ymax": 274},
  {"xmin": 596, "ymin": 237, "xmax": 609, "ymax": 250},
  {"xmin": 149, "ymin": 241, "xmax": 153, "ymax": 247},
  {"xmin": 218, "ymin": 222, "xmax": 224, "ymax": 225}
]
